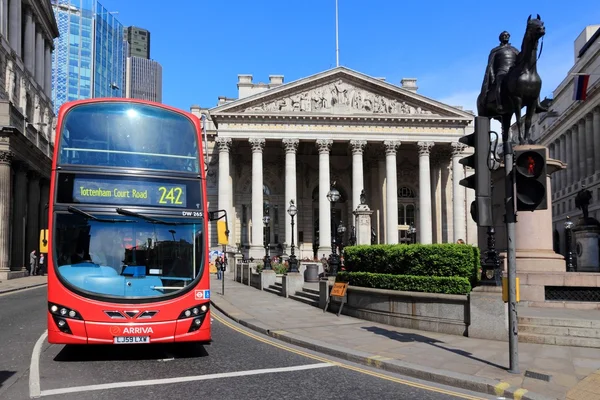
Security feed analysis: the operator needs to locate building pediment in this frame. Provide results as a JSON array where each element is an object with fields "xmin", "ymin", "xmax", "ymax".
[{"xmin": 210, "ymin": 67, "xmax": 473, "ymax": 121}]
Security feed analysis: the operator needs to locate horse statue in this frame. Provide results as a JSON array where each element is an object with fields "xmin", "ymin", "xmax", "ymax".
[{"xmin": 477, "ymin": 15, "xmax": 547, "ymax": 145}]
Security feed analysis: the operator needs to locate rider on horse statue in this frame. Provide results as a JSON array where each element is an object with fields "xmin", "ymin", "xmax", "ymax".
[{"xmin": 482, "ymin": 31, "xmax": 519, "ymax": 113}]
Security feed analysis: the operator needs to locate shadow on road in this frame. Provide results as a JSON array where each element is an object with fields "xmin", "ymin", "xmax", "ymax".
[
  {"xmin": 0, "ymin": 371, "xmax": 16, "ymax": 388},
  {"xmin": 361, "ymin": 325, "xmax": 505, "ymax": 370},
  {"xmin": 53, "ymin": 342, "xmax": 209, "ymax": 362}
]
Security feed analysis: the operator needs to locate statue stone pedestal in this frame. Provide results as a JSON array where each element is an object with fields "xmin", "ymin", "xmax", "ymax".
[
  {"xmin": 354, "ymin": 204, "xmax": 373, "ymax": 245},
  {"xmin": 573, "ymin": 218, "xmax": 600, "ymax": 272}
]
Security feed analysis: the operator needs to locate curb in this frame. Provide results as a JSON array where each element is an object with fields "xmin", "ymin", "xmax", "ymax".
[
  {"xmin": 210, "ymin": 298, "xmax": 556, "ymax": 400},
  {"xmin": 0, "ymin": 282, "xmax": 47, "ymax": 295}
]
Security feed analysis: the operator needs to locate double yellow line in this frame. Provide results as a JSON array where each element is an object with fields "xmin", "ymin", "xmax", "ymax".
[{"xmin": 212, "ymin": 312, "xmax": 486, "ymax": 400}]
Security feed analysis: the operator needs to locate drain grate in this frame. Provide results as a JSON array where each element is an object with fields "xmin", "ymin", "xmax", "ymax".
[{"xmin": 525, "ymin": 370, "xmax": 551, "ymax": 382}]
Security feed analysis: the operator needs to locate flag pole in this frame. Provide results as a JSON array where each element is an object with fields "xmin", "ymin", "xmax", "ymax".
[{"xmin": 335, "ymin": 0, "xmax": 339, "ymax": 67}]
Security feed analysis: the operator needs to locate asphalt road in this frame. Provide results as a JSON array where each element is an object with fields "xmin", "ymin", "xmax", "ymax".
[{"xmin": 0, "ymin": 286, "xmax": 498, "ymax": 400}]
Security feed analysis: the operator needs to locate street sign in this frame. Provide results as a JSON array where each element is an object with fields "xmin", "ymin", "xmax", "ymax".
[{"xmin": 330, "ymin": 282, "xmax": 348, "ymax": 297}]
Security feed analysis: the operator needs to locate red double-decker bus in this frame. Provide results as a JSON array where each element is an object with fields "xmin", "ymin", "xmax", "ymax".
[{"xmin": 45, "ymin": 98, "xmax": 218, "ymax": 345}]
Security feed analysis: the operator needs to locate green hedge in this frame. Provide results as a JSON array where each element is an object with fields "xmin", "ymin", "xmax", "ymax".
[
  {"xmin": 336, "ymin": 271, "xmax": 471, "ymax": 295},
  {"xmin": 343, "ymin": 244, "xmax": 480, "ymax": 286}
]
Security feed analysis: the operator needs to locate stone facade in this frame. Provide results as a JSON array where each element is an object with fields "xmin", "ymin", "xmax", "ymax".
[
  {"xmin": 191, "ymin": 67, "xmax": 477, "ymax": 260},
  {"xmin": 0, "ymin": 1, "xmax": 59, "ymax": 279},
  {"xmin": 510, "ymin": 26, "xmax": 600, "ymax": 257}
]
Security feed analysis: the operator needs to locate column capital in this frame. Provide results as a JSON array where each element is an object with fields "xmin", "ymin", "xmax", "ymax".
[
  {"xmin": 0, "ymin": 151, "xmax": 13, "ymax": 165},
  {"xmin": 451, "ymin": 142, "xmax": 466, "ymax": 157},
  {"xmin": 594, "ymin": 106, "xmax": 600, "ymax": 114},
  {"xmin": 417, "ymin": 141, "xmax": 435, "ymax": 156},
  {"xmin": 316, "ymin": 139, "xmax": 332, "ymax": 154},
  {"xmin": 282, "ymin": 138, "xmax": 299, "ymax": 154},
  {"xmin": 215, "ymin": 136, "xmax": 232, "ymax": 152},
  {"xmin": 248, "ymin": 138, "xmax": 265, "ymax": 153},
  {"xmin": 586, "ymin": 112, "xmax": 593, "ymax": 121},
  {"xmin": 27, "ymin": 170, "xmax": 41, "ymax": 181},
  {"xmin": 349, "ymin": 140, "xmax": 367, "ymax": 155},
  {"xmin": 383, "ymin": 140, "xmax": 400, "ymax": 155}
]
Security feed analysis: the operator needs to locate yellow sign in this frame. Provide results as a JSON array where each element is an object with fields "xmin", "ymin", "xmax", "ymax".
[
  {"xmin": 502, "ymin": 277, "xmax": 520, "ymax": 303},
  {"xmin": 217, "ymin": 220, "xmax": 229, "ymax": 245},
  {"xmin": 330, "ymin": 282, "xmax": 348, "ymax": 297},
  {"xmin": 39, "ymin": 229, "xmax": 49, "ymax": 253},
  {"xmin": 209, "ymin": 263, "xmax": 217, "ymax": 274}
]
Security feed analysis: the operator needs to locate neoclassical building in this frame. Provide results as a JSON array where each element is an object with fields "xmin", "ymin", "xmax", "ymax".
[
  {"xmin": 191, "ymin": 67, "xmax": 477, "ymax": 260},
  {"xmin": 0, "ymin": 0, "xmax": 59, "ymax": 279}
]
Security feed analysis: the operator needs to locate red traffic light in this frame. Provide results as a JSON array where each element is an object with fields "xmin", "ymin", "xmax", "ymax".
[{"xmin": 515, "ymin": 151, "xmax": 544, "ymax": 178}]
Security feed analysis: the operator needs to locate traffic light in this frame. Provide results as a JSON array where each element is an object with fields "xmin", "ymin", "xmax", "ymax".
[
  {"xmin": 514, "ymin": 146, "xmax": 547, "ymax": 211},
  {"xmin": 459, "ymin": 116, "xmax": 493, "ymax": 227}
]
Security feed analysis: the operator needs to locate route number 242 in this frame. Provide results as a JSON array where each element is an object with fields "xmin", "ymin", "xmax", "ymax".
[{"xmin": 158, "ymin": 187, "xmax": 183, "ymax": 205}]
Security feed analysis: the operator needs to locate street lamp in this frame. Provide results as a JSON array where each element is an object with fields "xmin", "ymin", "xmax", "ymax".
[
  {"xmin": 263, "ymin": 215, "xmax": 271, "ymax": 270},
  {"xmin": 337, "ymin": 221, "xmax": 346, "ymax": 254},
  {"xmin": 408, "ymin": 224, "xmax": 417, "ymax": 244},
  {"xmin": 327, "ymin": 186, "xmax": 341, "ymax": 275},
  {"xmin": 287, "ymin": 200, "xmax": 299, "ymax": 273},
  {"xmin": 564, "ymin": 216, "xmax": 574, "ymax": 272}
]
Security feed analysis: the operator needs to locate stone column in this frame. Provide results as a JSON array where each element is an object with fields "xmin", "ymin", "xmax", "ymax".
[
  {"xmin": 451, "ymin": 142, "xmax": 466, "ymax": 243},
  {"xmin": 11, "ymin": 162, "xmax": 28, "ymax": 270},
  {"xmin": 8, "ymin": 0, "xmax": 21, "ymax": 56},
  {"xmin": 44, "ymin": 43, "xmax": 52, "ymax": 97},
  {"xmin": 559, "ymin": 134, "xmax": 566, "ymax": 190},
  {"xmin": 384, "ymin": 140, "xmax": 400, "ymax": 244},
  {"xmin": 418, "ymin": 141, "xmax": 434, "ymax": 244},
  {"xmin": 0, "ymin": 151, "xmax": 13, "ymax": 272},
  {"xmin": 23, "ymin": 7, "xmax": 34, "ymax": 74},
  {"xmin": 586, "ymin": 114, "xmax": 594, "ymax": 179},
  {"xmin": 316, "ymin": 139, "xmax": 332, "ymax": 255},
  {"xmin": 249, "ymin": 138, "xmax": 265, "ymax": 257},
  {"xmin": 282, "ymin": 139, "xmax": 299, "ymax": 249},
  {"xmin": 578, "ymin": 120, "xmax": 586, "ymax": 180},
  {"xmin": 594, "ymin": 107, "xmax": 600, "ymax": 173},
  {"xmin": 216, "ymin": 137, "xmax": 232, "ymax": 245},
  {"xmin": 39, "ymin": 179, "xmax": 50, "ymax": 231},
  {"xmin": 567, "ymin": 129, "xmax": 574, "ymax": 184},
  {"xmin": 0, "ymin": 0, "xmax": 8, "ymax": 37},
  {"xmin": 35, "ymin": 29, "xmax": 44, "ymax": 85},
  {"xmin": 349, "ymin": 140, "xmax": 366, "ymax": 224},
  {"xmin": 26, "ymin": 171, "xmax": 41, "ymax": 257}
]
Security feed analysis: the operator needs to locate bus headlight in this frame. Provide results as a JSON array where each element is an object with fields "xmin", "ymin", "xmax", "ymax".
[
  {"xmin": 48, "ymin": 302, "xmax": 82, "ymax": 320},
  {"xmin": 178, "ymin": 303, "xmax": 209, "ymax": 333}
]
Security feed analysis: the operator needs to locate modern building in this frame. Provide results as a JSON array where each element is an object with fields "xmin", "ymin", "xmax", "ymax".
[
  {"xmin": 51, "ymin": 0, "xmax": 124, "ymax": 114},
  {"xmin": 0, "ymin": 0, "xmax": 60, "ymax": 279},
  {"xmin": 191, "ymin": 67, "xmax": 477, "ymax": 259},
  {"xmin": 123, "ymin": 26, "xmax": 162, "ymax": 102},
  {"xmin": 124, "ymin": 26, "xmax": 150, "ymax": 59},
  {"xmin": 124, "ymin": 56, "xmax": 162, "ymax": 102},
  {"xmin": 512, "ymin": 25, "xmax": 600, "ymax": 255}
]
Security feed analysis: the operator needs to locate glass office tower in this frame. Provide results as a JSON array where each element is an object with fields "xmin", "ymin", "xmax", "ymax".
[{"xmin": 51, "ymin": 0, "xmax": 124, "ymax": 114}]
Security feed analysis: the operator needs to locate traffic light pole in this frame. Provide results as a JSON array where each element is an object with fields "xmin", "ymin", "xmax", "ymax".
[{"xmin": 503, "ymin": 140, "xmax": 519, "ymax": 374}]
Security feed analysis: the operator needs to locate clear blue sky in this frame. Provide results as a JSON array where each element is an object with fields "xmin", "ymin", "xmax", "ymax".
[{"xmin": 101, "ymin": 0, "xmax": 600, "ymax": 113}]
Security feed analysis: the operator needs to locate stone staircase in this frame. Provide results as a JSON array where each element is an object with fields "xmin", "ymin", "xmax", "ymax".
[
  {"xmin": 518, "ymin": 313, "xmax": 600, "ymax": 348},
  {"xmin": 289, "ymin": 287, "xmax": 320, "ymax": 307},
  {"xmin": 264, "ymin": 281, "xmax": 282, "ymax": 296}
]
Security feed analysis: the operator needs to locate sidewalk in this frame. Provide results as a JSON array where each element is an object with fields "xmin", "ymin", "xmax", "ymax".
[
  {"xmin": 210, "ymin": 275, "xmax": 600, "ymax": 400},
  {"xmin": 0, "ymin": 275, "xmax": 47, "ymax": 294}
]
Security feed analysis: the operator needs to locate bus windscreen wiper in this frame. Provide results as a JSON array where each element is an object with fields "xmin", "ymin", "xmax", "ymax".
[
  {"xmin": 67, "ymin": 206, "xmax": 134, "ymax": 223},
  {"xmin": 116, "ymin": 208, "xmax": 176, "ymax": 225}
]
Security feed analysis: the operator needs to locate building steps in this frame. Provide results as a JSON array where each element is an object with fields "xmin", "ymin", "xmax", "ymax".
[
  {"xmin": 264, "ymin": 282, "xmax": 282, "ymax": 296},
  {"xmin": 518, "ymin": 315, "xmax": 600, "ymax": 348},
  {"xmin": 290, "ymin": 289, "xmax": 320, "ymax": 307}
]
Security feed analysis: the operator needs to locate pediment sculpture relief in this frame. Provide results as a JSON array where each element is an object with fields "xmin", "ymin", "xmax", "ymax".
[{"xmin": 243, "ymin": 80, "xmax": 436, "ymax": 116}]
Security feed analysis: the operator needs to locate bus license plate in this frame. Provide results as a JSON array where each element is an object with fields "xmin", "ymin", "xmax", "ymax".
[{"xmin": 114, "ymin": 336, "xmax": 150, "ymax": 344}]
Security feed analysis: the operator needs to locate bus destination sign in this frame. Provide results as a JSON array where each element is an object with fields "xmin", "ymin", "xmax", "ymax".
[{"xmin": 73, "ymin": 178, "xmax": 188, "ymax": 208}]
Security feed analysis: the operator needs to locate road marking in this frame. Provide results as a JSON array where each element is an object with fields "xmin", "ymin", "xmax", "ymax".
[
  {"xmin": 39, "ymin": 363, "xmax": 333, "ymax": 397},
  {"xmin": 212, "ymin": 312, "xmax": 486, "ymax": 400},
  {"xmin": 494, "ymin": 382, "xmax": 511, "ymax": 396},
  {"xmin": 513, "ymin": 388, "xmax": 528, "ymax": 400},
  {"xmin": 29, "ymin": 330, "xmax": 48, "ymax": 399}
]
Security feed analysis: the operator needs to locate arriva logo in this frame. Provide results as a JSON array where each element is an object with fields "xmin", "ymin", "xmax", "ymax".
[{"xmin": 122, "ymin": 326, "xmax": 154, "ymax": 334}]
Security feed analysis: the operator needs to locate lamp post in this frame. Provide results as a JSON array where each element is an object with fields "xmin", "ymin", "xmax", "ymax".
[
  {"xmin": 337, "ymin": 222, "xmax": 346, "ymax": 265},
  {"xmin": 564, "ymin": 216, "xmax": 574, "ymax": 272},
  {"xmin": 408, "ymin": 224, "xmax": 417, "ymax": 244},
  {"xmin": 287, "ymin": 200, "xmax": 299, "ymax": 273},
  {"xmin": 327, "ymin": 187, "xmax": 341, "ymax": 276},
  {"xmin": 263, "ymin": 215, "xmax": 271, "ymax": 270}
]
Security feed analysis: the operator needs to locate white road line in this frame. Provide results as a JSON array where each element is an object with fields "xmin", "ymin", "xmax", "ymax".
[
  {"xmin": 29, "ymin": 330, "xmax": 48, "ymax": 399},
  {"xmin": 40, "ymin": 363, "xmax": 333, "ymax": 397}
]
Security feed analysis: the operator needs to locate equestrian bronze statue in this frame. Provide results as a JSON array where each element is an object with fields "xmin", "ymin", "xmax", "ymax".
[{"xmin": 477, "ymin": 15, "xmax": 548, "ymax": 145}]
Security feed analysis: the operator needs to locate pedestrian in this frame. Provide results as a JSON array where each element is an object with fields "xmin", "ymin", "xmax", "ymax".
[
  {"xmin": 29, "ymin": 250, "xmax": 37, "ymax": 276},
  {"xmin": 216, "ymin": 256, "xmax": 223, "ymax": 280},
  {"xmin": 39, "ymin": 253, "xmax": 45, "ymax": 276}
]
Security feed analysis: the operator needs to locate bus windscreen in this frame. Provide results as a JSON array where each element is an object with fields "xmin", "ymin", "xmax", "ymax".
[{"xmin": 57, "ymin": 102, "xmax": 200, "ymax": 173}]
